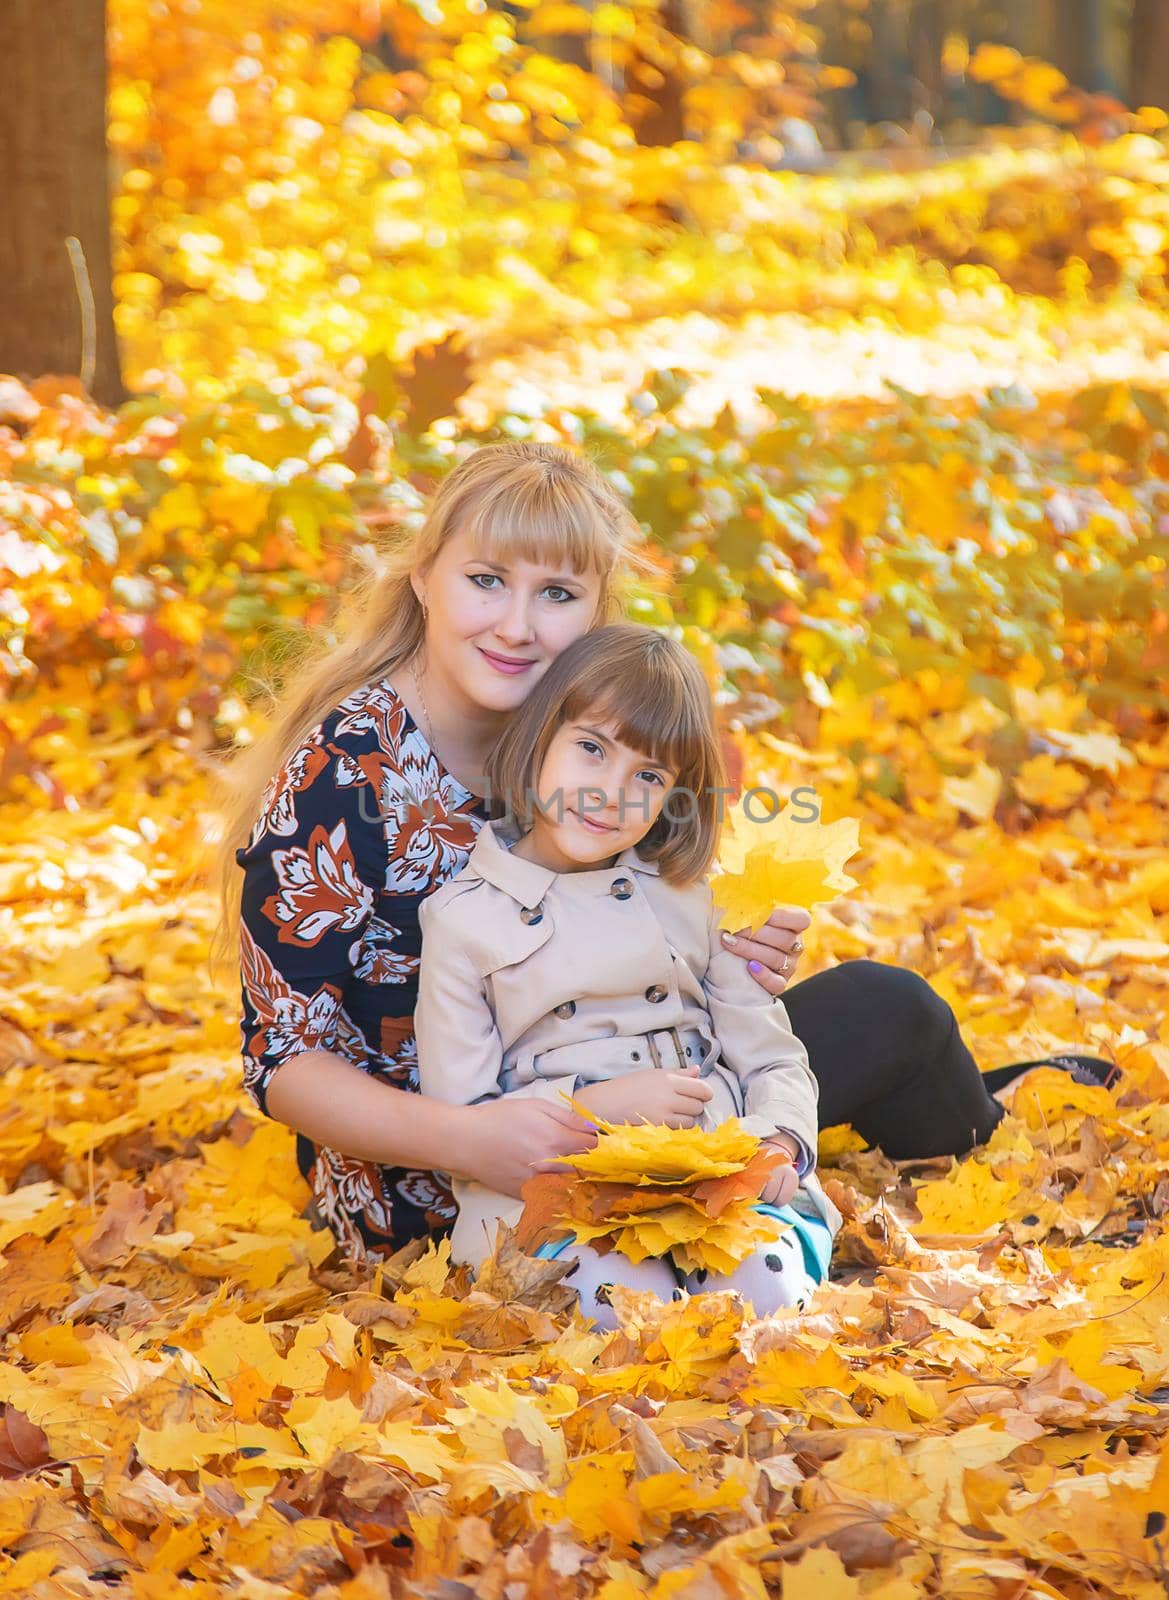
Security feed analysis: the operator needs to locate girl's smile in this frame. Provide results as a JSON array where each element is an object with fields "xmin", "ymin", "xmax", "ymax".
[{"xmin": 569, "ymin": 808, "xmax": 620, "ymax": 835}]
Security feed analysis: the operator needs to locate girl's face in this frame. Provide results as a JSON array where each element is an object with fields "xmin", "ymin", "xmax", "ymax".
[
  {"xmin": 413, "ymin": 522, "xmax": 604, "ymax": 719},
  {"xmin": 526, "ymin": 715, "xmax": 680, "ymax": 873}
]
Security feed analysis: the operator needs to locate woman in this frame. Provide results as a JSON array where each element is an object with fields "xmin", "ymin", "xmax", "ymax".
[{"xmin": 211, "ymin": 441, "xmax": 1116, "ymax": 1264}]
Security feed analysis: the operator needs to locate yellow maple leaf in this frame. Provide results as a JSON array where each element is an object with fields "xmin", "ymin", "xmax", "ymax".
[
  {"xmin": 669, "ymin": 1208, "xmax": 789, "ymax": 1275},
  {"xmin": 818, "ymin": 1123, "xmax": 869, "ymax": 1160},
  {"xmin": 1016, "ymin": 754, "xmax": 1090, "ymax": 810},
  {"xmin": 711, "ymin": 804, "xmax": 861, "ymax": 933},
  {"xmin": 573, "ymin": 1199, "xmax": 785, "ymax": 1273},
  {"xmin": 913, "ymin": 1158, "xmax": 1022, "ymax": 1235},
  {"xmin": 564, "ymin": 1454, "xmax": 639, "ymax": 1546},
  {"xmin": 1042, "ymin": 726, "xmax": 1136, "ymax": 775},
  {"xmin": 1012, "ymin": 682, "xmax": 1087, "ymax": 730},
  {"xmin": 968, "ymin": 42, "xmax": 1023, "ymax": 83},
  {"xmin": 742, "ymin": 1342, "xmax": 855, "ymax": 1407},
  {"xmin": 1035, "ymin": 1319, "xmax": 1142, "ymax": 1401},
  {"xmin": 941, "ymin": 761, "xmax": 1002, "ymax": 822},
  {"xmin": 554, "ymin": 1096, "xmax": 762, "ymax": 1182},
  {"xmin": 635, "ymin": 1470, "xmax": 745, "ymax": 1527}
]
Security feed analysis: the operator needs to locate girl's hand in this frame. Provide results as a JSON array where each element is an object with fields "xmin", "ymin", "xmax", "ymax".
[
  {"xmin": 574, "ymin": 1065, "xmax": 714, "ymax": 1130},
  {"xmin": 721, "ymin": 904, "xmax": 811, "ymax": 997},
  {"xmin": 758, "ymin": 1137, "xmax": 801, "ymax": 1207},
  {"xmin": 464, "ymin": 1099, "xmax": 599, "ymax": 1199}
]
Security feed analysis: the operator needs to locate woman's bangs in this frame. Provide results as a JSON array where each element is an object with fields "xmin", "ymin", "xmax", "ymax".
[{"xmin": 468, "ymin": 476, "xmax": 613, "ymax": 577}]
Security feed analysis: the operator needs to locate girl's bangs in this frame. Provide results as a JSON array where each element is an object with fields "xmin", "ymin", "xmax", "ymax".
[
  {"xmin": 467, "ymin": 475, "xmax": 615, "ymax": 576},
  {"xmin": 568, "ymin": 676, "xmax": 706, "ymax": 777}
]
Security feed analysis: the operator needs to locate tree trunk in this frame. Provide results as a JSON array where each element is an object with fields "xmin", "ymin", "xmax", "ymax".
[
  {"xmin": 1131, "ymin": 0, "xmax": 1169, "ymax": 107},
  {"xmin": 908, "ymin": 0, "xmax": 947, "ymax": 122},
  {"xmin": 1048, "ymin": 0, "xmax": 1110, "ymax": 91},
  {"xmin": 628, "ymin": 0, "xmax": 690, "ymax": 145},
  {"xmin": 0, "ymin": 0, "xmax": 124, "ymax": 407},
  {"xmin": 867, "ymin": 0, "xmax": 910, "ymax": 123}
]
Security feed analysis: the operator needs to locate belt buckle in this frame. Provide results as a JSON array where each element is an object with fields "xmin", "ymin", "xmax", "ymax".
[{"xmin": 646, "ymin": 1025, "xmax": 686, "ymax": 1071}]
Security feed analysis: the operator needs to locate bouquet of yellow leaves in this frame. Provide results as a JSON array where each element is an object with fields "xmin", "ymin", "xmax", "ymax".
[
  {"xmin": 515, "ymin": 1097, "xmax": 795, "ymax": 1276},
  {"xmin": 710, "ymin": 798, "xmax": 862, "ymax": 933}
]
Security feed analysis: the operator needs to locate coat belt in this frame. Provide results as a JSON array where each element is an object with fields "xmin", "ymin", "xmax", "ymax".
[{"xmin": 526, "ymin": 1023, "xmax": 716, "ymax": 1083}]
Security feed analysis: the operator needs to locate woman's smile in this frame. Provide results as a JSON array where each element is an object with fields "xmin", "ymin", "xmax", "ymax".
[{"xmin": 478, "ymin": 646, "xmax": 539, "ymax": 676}]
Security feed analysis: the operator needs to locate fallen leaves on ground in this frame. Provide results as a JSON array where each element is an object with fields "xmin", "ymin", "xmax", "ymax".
[{"xmin": 0, "ymin": 725, "xmax": 1166, "ymax": 1595}]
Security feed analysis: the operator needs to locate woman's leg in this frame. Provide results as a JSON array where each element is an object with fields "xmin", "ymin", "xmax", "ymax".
[
  {"xmin": 555, "ymin": 1241, "xmax": 683, "ymax": 1331},
  {"xmin": 981, "ymin": 1054, "xmax": 1120, "ymax": 1093},
  {"xmin": 682, "ymin": 1228, "xmax": 817, "ymax": 1316},
  {"xmin": 781, "ymin": 959, "xmax": 1005, "ymax": 1159}
]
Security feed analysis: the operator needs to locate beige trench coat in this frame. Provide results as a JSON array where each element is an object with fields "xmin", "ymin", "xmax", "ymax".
[{"xmin": 416, "ymin": 813, "xmax": 843, "ymax": 1269}]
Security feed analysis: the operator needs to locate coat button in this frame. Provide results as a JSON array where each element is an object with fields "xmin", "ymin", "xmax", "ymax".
[
  {"xmin": 553, "ymin": 1000, "xmax": 576, "ymax": 1019},
  {"xmin": 519, "ymin": 904, "xmax": 543, "ymax": 925},
  {"xmin": 610, "ymin": 877, "xmax": 634, "ymax": 900},
  {"xmin": 645, "ymin": 984, "xmax": 668, "ymax": 1003}
]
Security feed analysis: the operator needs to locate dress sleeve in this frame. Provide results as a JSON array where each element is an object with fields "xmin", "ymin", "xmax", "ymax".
[
  {"xmin": 700, "ymin": 884, "xmax": 820, "ymax": 1167},
  {"xmin": 236, "ymin": 725, "xmax": 384, "ymax": 1118}
]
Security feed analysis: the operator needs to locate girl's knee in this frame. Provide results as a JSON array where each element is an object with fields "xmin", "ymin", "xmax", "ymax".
[
  {"xmin": 754, "ymin": 1243, "xmax": 813, "ymax": 1311},
  {"xmin": 700, "ymin": 1237, "xmax": 816, "ymax": 1317},
  {"xmin": 561, "ymin": 1245, "xmax": 681, "ymax": 1330}
]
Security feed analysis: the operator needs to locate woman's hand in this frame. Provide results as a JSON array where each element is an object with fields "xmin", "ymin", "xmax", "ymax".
[
  {"xmin": 574, "ymin": 1065, "xmax": 714, "ymax": 1130},
  {"xmin": 461, "ymin": 1099, "xmax": 599, "ymax": 1199},
  {"xmin": 758, "ymin": 1137, "xmax": 801, "ymax": 1207},
  {"xmin": 721, "ymin": 904, "xmax": 811, "ymax": 997}
]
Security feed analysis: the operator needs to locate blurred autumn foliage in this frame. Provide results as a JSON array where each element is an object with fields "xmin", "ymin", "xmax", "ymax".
[{"xmin": 1, "ymin": 0, "xmax": 1169, "ymax": 1593}]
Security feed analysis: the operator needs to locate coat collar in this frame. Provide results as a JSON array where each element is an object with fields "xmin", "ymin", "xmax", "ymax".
[{"xmin": 469, "ymin": 812, "xmax": 661, "ymax": 907}]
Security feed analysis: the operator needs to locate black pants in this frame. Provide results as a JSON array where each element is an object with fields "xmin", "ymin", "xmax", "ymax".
[{"xmin": 782, "ymin": 959, "xmax": 1006, "ymax": 1160}]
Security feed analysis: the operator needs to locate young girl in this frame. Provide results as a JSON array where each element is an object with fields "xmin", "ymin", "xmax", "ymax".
[{"xmin": 415, "ymin": 623, "xmax": 842, "ymax": 1329}]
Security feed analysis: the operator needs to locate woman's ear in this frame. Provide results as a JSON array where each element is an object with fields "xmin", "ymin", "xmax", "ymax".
[{"xmin": 409, "ymin": 570, "xmax": 428, "ymax": 615}]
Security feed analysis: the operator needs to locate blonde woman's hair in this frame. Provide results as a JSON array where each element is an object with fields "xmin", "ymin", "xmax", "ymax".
[
  {"xmin": 207, "ymin": 441, "xmax": 656, "ymax": 977},
  {"xmin": 484, "ymin": 623, "xmax": 728, "ymax": 887}
]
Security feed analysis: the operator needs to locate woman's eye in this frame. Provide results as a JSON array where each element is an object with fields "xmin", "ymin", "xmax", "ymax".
[{"xmin": 469, "ymin": 575, "xmax": 576, "ymax": 601}]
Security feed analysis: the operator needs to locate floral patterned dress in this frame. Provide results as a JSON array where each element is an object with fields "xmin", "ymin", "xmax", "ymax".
[{"xmin": 235, "ymin": 675, "xmax": 488, "ymax": 1262}]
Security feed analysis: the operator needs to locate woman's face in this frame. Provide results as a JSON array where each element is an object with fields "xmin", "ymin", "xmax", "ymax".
[{"xmin": 413, "ymin": 522, "xmax": 605, "ymax": 716}]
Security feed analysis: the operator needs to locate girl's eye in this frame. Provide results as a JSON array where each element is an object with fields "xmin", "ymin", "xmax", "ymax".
[{"xmin": 576, "ymin": 740, "xmax": 664, "ymax": 780}]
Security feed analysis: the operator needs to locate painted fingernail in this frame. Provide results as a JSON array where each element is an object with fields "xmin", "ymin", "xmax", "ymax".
[
  {"xmin": 748, "ymin": 960, "xmax": 763, "ymax": 975},
  {"xmin": 721, "ymin": 932, "xmax": 737, "ymax": 945}
]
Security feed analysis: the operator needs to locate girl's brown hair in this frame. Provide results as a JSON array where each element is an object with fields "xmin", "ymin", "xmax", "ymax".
[
  {"xmin": 484, "ymin": 623, "xmax": 728, "ymax": 887},
  {"xmin": 207, "ymin": 442, "xmax": 656, "ymax": 977}
]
